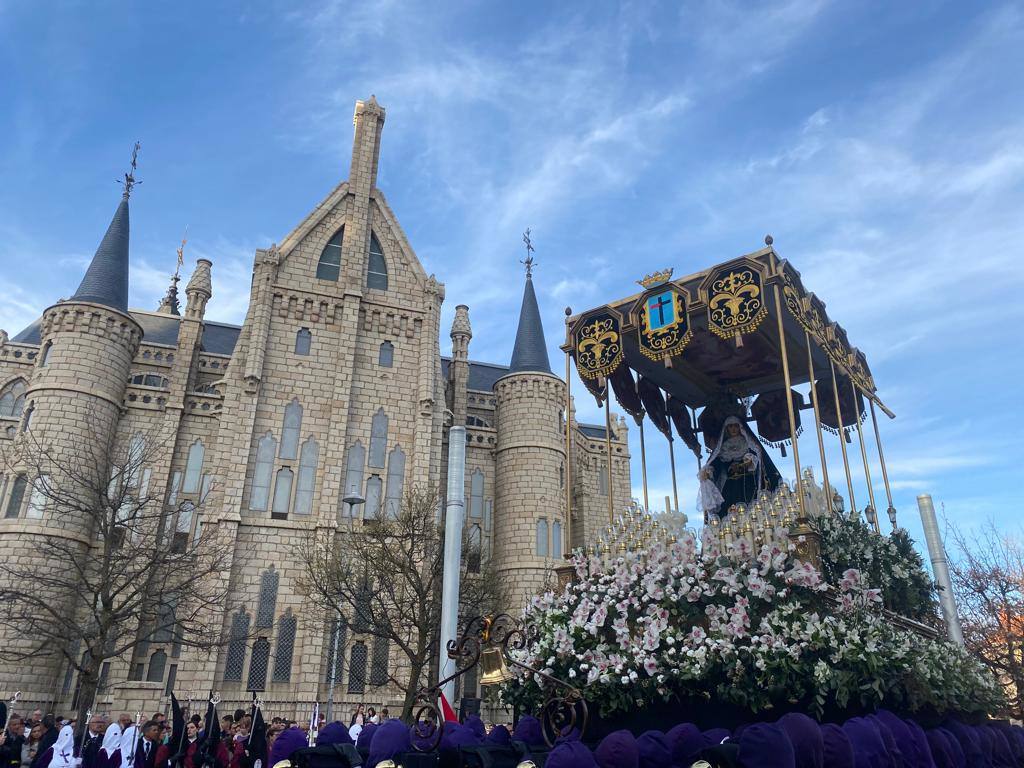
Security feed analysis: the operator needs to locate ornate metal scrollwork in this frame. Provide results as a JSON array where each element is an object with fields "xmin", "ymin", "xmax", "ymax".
[{"xmin": 411, "ymin": 614, "xmax": 589, "ymax": 751}]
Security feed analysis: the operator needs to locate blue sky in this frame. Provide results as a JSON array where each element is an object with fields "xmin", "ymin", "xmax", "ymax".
[{"xmin": 1, "ymin": 1, "xmax": 1022, "ymax": 554}]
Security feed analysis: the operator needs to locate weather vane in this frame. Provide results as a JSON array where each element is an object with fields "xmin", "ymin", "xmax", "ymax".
[
  {"xmin": 175, "ymin": 226, "xmax": 189, "ymax": 279},
  {"xmin": 117, "ymin": 141, "xmax": 142, "ymax": 199},
  {"xmin": 521, "ymin": 228, "xmax": 536, "ymax": 277}
]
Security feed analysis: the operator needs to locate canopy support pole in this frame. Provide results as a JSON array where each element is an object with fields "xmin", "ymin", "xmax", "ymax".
[
  {"xmin": 773, "ymin": 284, "xmax": 805, "ymax": 520},
  {"xmin": 829, "ymin": 359, "xmax": 857, "ymax": 515},
  {"xmin": 805, "ymin": 330, "xmax": 832, "ymax": 512},
  {"xmin": 851, "ymin": 381, "xmax": 879, "ymax": 533},
  {"xmin": 564, "ymin": 343, "xmax": 573, "ymax": 548},
  {"xmin": 870, "ymin": 399, "xmax": 896, "ymax": 527},
  {"xmin": 668, "ymin": 436, "xmax": 680, "ymax": 515},
  {"xmin": 639, "ymin": 421, "xmax": 650, "ymax": 512},
  {"xmin": 602, "ymin": 378, "xmax": 615, "ymax": 525}
]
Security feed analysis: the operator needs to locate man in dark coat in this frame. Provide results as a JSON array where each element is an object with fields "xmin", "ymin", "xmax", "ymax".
[
  {"xmin": 81, "ymin": 714, "xmax": 109, "ymax": 768},
  {"xmin": 0, "ymin": 715, "xmax": 26, "ymax": 768}
]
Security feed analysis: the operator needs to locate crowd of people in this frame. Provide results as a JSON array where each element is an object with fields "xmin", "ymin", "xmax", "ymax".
[{"xmin": 5, "ymin": 704, "xmax": 1024, "ymax": 767}]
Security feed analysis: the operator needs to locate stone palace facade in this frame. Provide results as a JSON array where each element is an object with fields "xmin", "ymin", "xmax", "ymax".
[{"xmin": 0, "ymin": 97, "xmax": 632, "ymax": 717}]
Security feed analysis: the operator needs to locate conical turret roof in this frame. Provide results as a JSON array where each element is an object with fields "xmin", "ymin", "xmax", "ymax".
[
  {"xmin": 508, "ymin": 274, "xmax": 551, "ymax": 374},
  {"xmin": 71, "ymin": 195, "xmax": 130, "ymax": 312}
]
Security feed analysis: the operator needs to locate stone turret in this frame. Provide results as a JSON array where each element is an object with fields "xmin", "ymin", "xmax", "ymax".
[
  {"xmin": 0, "ymin": 188, "xmax": 142, "ymax": 700},
  {"xmin": 449, "ymin": 305, "xmax": 472, "ymax": 424},
  {"xmin": 185, "ymin": 259, "xmax": 212, "ymax": 319},
  {"xmin": 493, "ymin": 269, "xmax": 566, "ymax": 609}
]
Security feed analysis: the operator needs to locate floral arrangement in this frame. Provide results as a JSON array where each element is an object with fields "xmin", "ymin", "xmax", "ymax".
[
  {"xmin": 815, "ymin": 512, "xmax": 937, "ymax": 624},
  {"xmin": 501, "ymin": 529, "xmax": 1002, "ymax": 720}
]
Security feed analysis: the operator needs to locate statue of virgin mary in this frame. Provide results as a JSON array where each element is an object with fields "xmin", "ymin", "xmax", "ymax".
[{"xmin": 698, "ymin": 415, "xmax": 781, "ymax": 518}]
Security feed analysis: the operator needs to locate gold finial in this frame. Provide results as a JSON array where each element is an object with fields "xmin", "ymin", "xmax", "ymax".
[{"xmin": 637, "ymin": 269, "xmax": 673, "ymax": 289}]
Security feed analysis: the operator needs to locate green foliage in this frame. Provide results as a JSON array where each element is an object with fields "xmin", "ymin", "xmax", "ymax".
[{"xmin": 815, "ymin": 513, "xmax": 939, "ymax": 623}]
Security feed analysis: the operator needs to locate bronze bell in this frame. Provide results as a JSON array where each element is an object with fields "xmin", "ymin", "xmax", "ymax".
[{"xmin": 479, "ymin": 646, "xmax": 513, "ymax": 686}]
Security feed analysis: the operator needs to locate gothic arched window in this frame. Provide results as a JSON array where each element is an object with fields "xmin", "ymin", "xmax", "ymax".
[
  {"xmin": 146, "ymin": 650, "xmax": 167, "ymax": 683},
  {"xmin": 0, "ymin": 379, "xmax": 26, "ymax": 419},
  {"xmin": 256, "ymin": 566, "xmax": 279, "ymax": 628},
  {"xmin": 367, "ymin": 233, "xmax": 388, "ymax": 290},
  {"xmin": 4, "ymin": 476, "xmax": 26, "ymax": 518},
  {"xmin": 280, "ymin": 399, "xmax": 303, "ymax": 460},
  {"xmin": 341, "ymin": 442, "xmax": 365, "ymax": 518},
  {"xmin": 369, "ymin": 636, "xmax": 388, "ymax": 686},
  {"xmin": 552, "ymin": 520, "xmax": 563, "ymax": 559},
  {"xmin": 293, "ymin": 437, "xmax": 319, "ymax": 515},
  {"xmin": 316, "ymin": 228, "xmax": 344, "ymax": 281},
  {"xmin": 247, "ymin": 637, "xmax": 270, "ymax": 692},
  {"xmin": 183, "ymin": 440, "xmax": 205, "ymax": 494},
  {"xmin": 295, "ymin": 328, "xmax": 312, "ymax": 356},
  {"xmin": 224, "ymin": 608, "xmax": 250, "ymax": 681},
  {"xmin": 384, "ymin": 446, "xmax": 405, "ymax": 519},
  {"xmin": 368, "ymin": 408, "xmax": 388, "ymax": 468},
  {"xmin": 273, "ymin": 610, "xmax": 297, "ymax": 683},
  {"xmin": 364, "ymin": 475, "xmax": 382, "ymax": 520},
  {"xmin": 469, "ymin": 469, "xmax": 484, "ymax": 518},
  {"xmin": 40, "ymin": 342, "xmax": 52, "ymax": 367},
  {"xmin": 325, "ymin": 619, "xmax": 347, "ymax": 683},
  {"xmin": 536, "ymin": 518, "xmax": 548, "ymax": 557},
  {"xmin": 378, "ymin": 341, "xmax": 394, "ymax": 367},
  {"xmin": 250, "ymin": 432, "xmax": 277, "ymax": 511},
  {"xmin": 347, "ymin": 642, "xmax": 368, "ymax": 694},
  {"xmin": 272, "ymin": 468, "xmax": 293, "ymax": 518},
  {"xmin": 467, "ymin": 524, "xmax": 481, "ymax": 574}
]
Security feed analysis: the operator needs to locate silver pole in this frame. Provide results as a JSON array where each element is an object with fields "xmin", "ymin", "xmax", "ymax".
[
  {"xmin": 325, "ymin": 616, "xmax": 340, "ymax": 721},
  {"xmin": 440, "ymin": 425, "xmax": 467, "ymax": 705},
  {"xmin": 917, "ymin": 494, "xmax": 965, "ymax": 645}
]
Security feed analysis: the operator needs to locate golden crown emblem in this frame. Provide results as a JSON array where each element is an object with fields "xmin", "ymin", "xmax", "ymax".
[{"xmin": 637, "ymin": 268, "xmax": 673, "ymax": 289}]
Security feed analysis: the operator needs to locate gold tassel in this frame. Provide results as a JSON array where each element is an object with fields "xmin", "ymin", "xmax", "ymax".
[{"xmin": 735, "ymin": 330, "xmax": 744, "ymax": 348}]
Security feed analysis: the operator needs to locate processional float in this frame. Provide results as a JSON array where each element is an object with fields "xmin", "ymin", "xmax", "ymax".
[{"xmin": 560, "ymin": 237, "xmax": 898, "ymax": 553}]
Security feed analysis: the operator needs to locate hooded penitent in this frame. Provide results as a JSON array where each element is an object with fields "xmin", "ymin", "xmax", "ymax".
[
  {"xmin": 314, "ymin": 722, "xmax": 351, "ymax": 747},
  {"xmin": 901, "ymin": 719, "xmax": 937, "ymax": 768},
  {"xmin": 485, "ymin": 725, "xmax": 511, "ymax": 747},
  {"xmin": 737, "ymin": 724, "xmax": 795, "ymax": 768},
  {"xmin": 666, "ymin": 723, "xmax": 703, "ymax": 767},
  {"xmin": 464, "ymin": 715, "xmax": 486, "ymax": 740},
  {"xmin": 635, "ymin": 731, "xmax": 670, "ymax": 768},
  {"xmin": 925, "ymin": 730, "xmax": 956, "ymax": 768},
  {"xmin": 545, "ymin": 741, "xmax": 598, "ymax": 768},
  {"xmin": 943, "ymin": 721, "xmax": 985, "ymax": 766},
  {"xmin": 47, "ymin": 726, "xmax": 77, "ymax": 768},
  {"xmin": 594, "ymin": 730, "xmax": 638, "ymax": 768},
  {"xmin": 820, "ymin": 724, "xmax": 855, "ymax": 768},
  {"xmin": 366, "ymin": 720, "xmax": 411, "ymax": 768},
  {"xmin": 268, "ymin": 728, "xmax": 306, "ymax": 768},
  {"xmin": 512, "ymin": 716, "xmax": 544, "ymax": 749},
  {"xmin": 867, "ymin": 714, "xmax": 905, "ymax": 767},
  {"xmin": 842, "ymin": 718, "xmax": 888, "ymax": 768},
  {"xmin": 777, "ymin": 714, "xmax": 824, "ymax": 768},
  {"xmin": 355, "ymin": 723, "xmax": 378, "ymax": 752},
  {"xmin": 99, "ymin": 724, "xmax": 122, "ymax": 768},
  {"xmin": 119, "ymin": 727, "xmax": 140, "ymax": 768}
]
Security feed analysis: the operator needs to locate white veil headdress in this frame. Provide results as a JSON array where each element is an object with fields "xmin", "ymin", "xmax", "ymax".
[{"xmin": 119, "ymin": 726, "xmax": 138, "ymax": 768}]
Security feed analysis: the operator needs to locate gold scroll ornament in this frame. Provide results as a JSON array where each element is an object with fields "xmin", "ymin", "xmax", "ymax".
[
  {"xmin": 573, "ymin": 310, "xmax": 623, "ymax": 379},
  {"xmin": 706, "ymin": 267, "xmax": 768, "ymax": 341}
]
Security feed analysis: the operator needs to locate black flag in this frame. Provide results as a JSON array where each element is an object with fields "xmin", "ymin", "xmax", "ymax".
[{"xmin": 242, "ymin": 703, "xmax": 266, "ymax": 768}]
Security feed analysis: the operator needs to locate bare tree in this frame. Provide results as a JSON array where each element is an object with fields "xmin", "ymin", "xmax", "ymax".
[
  {"xmin": 0, "ymin": 423, "xmax": 231, "ymax": 729},
  {"xmin": 948, "ymin": 520, "xmax": 1024, "ymax": 719},
  {"xmin": 297, "ymin": 485, "xmax": 500, "ymax": 720}
]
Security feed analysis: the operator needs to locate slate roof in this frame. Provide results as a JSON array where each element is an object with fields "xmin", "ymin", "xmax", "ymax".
[
  {"xmin": 12, "ymin": 312, "xmax": 241, "ymax": 356},
  {"xmin": 508, "ymin": 275, "xmax": 551, "ymax": 374},
  {"xmin": 578, "ymin": 423, "xmax": 616, "ymax": 440},
  {"xmin": 71, "ymin": 196, "xmax": 131, "ymax": 312},
  {"xmin": 440, "ymin": 358, "xmax": 510, "ymax": 392}
]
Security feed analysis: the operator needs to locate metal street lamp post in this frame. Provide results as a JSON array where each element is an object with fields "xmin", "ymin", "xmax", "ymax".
[{"xmin": 326, "ymin": 485, "xmax": 365, "ymax": 720}]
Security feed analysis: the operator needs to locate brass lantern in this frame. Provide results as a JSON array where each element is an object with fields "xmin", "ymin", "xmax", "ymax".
[{"xmin": 479, "ymin": 646, "xmax": 513, "ymax": 686}]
